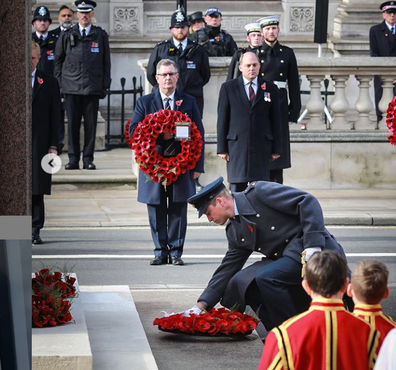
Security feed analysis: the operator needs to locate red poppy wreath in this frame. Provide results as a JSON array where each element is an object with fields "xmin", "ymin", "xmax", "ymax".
[
  {"xmin": 125, "ymin": 110, "xmax": 203, "ymax": 186},
  {"xmin": 153, "ymin": 307, "xmax": 259, "ymax": 337},
  {"xmin": 386, "ymin": 96, "xmax": 396, "ymax": 146}
]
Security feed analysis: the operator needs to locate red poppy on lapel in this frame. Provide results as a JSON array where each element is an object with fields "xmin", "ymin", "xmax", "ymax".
[
  {"xmin": 261, "ymin": 83, "xmax": 266, "ymax": 90},
  {"xmin": 175, "ymin": 99, "xmax": 183, "ymax": 107},
  {"xmin": 248, "ymin": 225, "xmax": 254, "ymax": 233},
  {"xmin": 37, "ymin": 78, "xmax": 44, "ymax": 85}
]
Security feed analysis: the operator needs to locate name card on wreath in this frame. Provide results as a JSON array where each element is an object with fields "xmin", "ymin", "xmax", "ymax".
[{"xmin": 175, "ymin": 122, "xmax": 191, "ymax": 141}]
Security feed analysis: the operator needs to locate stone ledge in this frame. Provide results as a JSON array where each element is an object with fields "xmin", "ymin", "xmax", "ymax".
[{"xmin": 32, "ymin": 275, "xmax": 93, "ymax": 370}]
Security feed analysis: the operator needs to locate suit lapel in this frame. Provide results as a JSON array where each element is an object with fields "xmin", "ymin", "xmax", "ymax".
[
  {"xmin": 151, "ymin": 89, "xmax": 164, "ymax": 112},
  {"xmin": 236, "ymin": 76, "xmax": 251, "ymax": 112},
  {"xmin": 32, "ymin": 70, "xmax": 44, "ymax": 102},
  {"xmin": 173, "ymin": 90, "xmax": 183, "ymax": 111},
  {"xmin": 252, "ymin": 78, "xmax": 265, "ymax": 109}
]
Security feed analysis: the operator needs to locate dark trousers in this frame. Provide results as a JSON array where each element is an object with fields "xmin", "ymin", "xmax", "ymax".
[
  {"xmin": 32, "ymin": 194, "xmax": 45, "ymax": 236},
  {"xmin": 230, "ymin": 183, "xmax": 248, "ymax": 193},
  {"xmin": 270, "ymin": 169, "xmax": 283, "ymax": 184},
  {"xmin": 59, "ymin": 106, "xmax": 65, "ymax": 149},
  {"xmin": 255, "ymin": 256, "xmax": 310, "ymax": 331},
  {"xmin": 147, "ymin": 185, "xmax": 187, "ymax": 259},
  {"xmin": 65, "ymin": 94, "xmax": 99, "ymax": 164}
]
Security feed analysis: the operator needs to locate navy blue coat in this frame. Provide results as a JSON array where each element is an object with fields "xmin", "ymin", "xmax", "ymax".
[
  {"xmin": 370, "ymin": 21, "xmax": 396, "ymax": 57},
  {"xmin": 217, "ymin": 76, "xmax": 282, "ymax": 183},
  {"xmin": 198, "ymin": 181, "xmax": 347, "ymax": 310},
  {"xmin": 130, "ymin": 89, "xmax": 205, "ymax": 204}
]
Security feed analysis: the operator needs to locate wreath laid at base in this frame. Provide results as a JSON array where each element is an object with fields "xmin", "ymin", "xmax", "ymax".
[
  {"xmin": 386, "ymin": 96, "xmax": 396, "ymax": 146},
  {"xmin": 125, "ymin": 109, "xmax": 203, "ymax": 186},
  {"xmin": 153, "ymin": 307, "xmax": 259, "ymax": 337}
]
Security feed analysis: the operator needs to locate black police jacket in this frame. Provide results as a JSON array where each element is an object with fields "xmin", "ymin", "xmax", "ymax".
[
  {"xmin": 147, "ymin": 39, "xmax": 210, "ymax": 114},
  {"xmin": 54, "ymin": 24, "xmax": 111, "ymax": 96},
  {"xmin": 190, "ymin": 26, "xmax": 238, "ymax": 56},
  {"xmin": 32, "ymin": 31, "xmax": 59, "ymax": 76}
]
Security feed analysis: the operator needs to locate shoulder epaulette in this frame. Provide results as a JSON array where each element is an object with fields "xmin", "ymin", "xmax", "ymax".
[
  {"xmin": 244, "ymin": 182, "xmax": 256, "ymax": 193},
  {"xmin": 157, "ymin": 39, "xmax": 169, "ymax": 46}
]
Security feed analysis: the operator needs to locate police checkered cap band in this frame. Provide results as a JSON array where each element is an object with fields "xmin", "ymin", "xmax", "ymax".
[
  {"xmin": 205, "ymin": 7, "xmax": 222, "ymax": 16},
  {"xmin": 245, "ymin": 23, "xmax": 261, "ymax": 34},
  {"xmin": 257, "ymin": 15, "xmax": 280, "ymax": 28}
]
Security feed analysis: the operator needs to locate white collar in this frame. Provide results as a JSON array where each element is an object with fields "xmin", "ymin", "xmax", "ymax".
[
  {"xmin": 242, "ymin": 76, "xmax": 258, "ymax": 86},
  {"xmin": 79, "ymin": 24, "xmax": 92, "ymax": 35},
  {"xmin": 173, "ymin": 38, "xmax": 188, "ymax": 49},
  {"xmin": 36, "ymin": 31, "xmax": 48, "ymax": 39},
  {"xmin": 385, "ymin": 22, "xmax": 396, "ymax": 31},
  {"xmin": 160, "ymin": 91, "xmax": 176, "ymax": 102}
]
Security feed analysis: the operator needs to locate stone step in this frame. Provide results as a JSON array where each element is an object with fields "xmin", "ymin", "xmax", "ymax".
[{"xmin": 80, "ymin": 286, "xmax": 158, "ymax": 370}]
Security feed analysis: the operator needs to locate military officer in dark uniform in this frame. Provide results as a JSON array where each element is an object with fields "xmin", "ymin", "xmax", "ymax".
[
  {"xmin": 54, "ymin": 0, "xmax": 111, "ymax": 170},
  {"xmin": 147, "ymin": 8, "xmax": 210, "ymax": 118},
  {"xmin": 189, "ymin": 7, "xmax": 238, "ymax": 57},
  {"xmin": 370, "ymin": 1, "xmax": 396, "ymax": 123},
  {"xmin": 32, "ymin": 6, "xmax": 59, "ymax": 76},
  {"xmin": 185, "ymin": 177, "xmax": 350, "ymax": 332},
  {"xmin": 257, "ymin": 15, "xmax": 301, "ymax": 184},
  {"xmin": 227, "ymin": 22, "xmax": 263, "ymax": 80}
]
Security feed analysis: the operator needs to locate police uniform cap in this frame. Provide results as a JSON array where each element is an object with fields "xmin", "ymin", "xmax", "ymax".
[
  {"xmin": 189, "ymin": 11, "xmax": 204, "ymax": 23},
  {"xmin": 257, "ymin": 15, "xmax": 280, "ymax": 28},
  {"xmin": 245, "ymin": 23, "xmax": 261, "ymax": 35},
  {"xmin": 205, "ymin": 7, "xmax": 222, "ymax": 17},
  {"xmin": 380, "ymin": 1, "xmax": 396, "ymax": 12},
  {"xmin": 170, "ymin": 8, "xmax": 190, "ymax": 28},
  {"xmin": 32, "ymin": 6, "xmax": 52, "ymax": 24},
  {"xmin": 187, "ymin": 177, "xmax": 226, "ymax": 218},
  {"xmin": 75, "ymin": 0, "xmax": 97, "ymax": 13}
]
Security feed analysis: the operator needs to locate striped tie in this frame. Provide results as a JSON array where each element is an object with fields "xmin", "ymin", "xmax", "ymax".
[
  {"xmin": 164, "ymin": 97, "xmax": 171, "ymax": 110},
  {"xmin": 249, "ymin": 82, "xmax": 255, "ymax": 105},
  {"xmin": 391, "ymin": 26, "xmax": 395, "ymax": 35}
]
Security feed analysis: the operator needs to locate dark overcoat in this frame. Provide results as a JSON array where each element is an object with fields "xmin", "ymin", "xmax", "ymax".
[
  {"xmin": 369, "ymin": 21, "xmax": 396, "ymax": 119},
  {"xmin": 217, "ymin": 76, "xmax": 282, "ymax": 183},
  {"xmin": 32, "ymin": 70, "xmax": 60, "ymax": 195},
  {"xmin": 198, "ymin": 181, "xmax": 347, "ymax": 311},
  {"xmin": 260, "ymin": 42, "xmax": 301, "ymax": 170},
  {"xmin": 32, "ymin": 31, "xmax": 59, "ymax": 76},
  {"xmin": 146, "ymin": 39, "xmax": 210, "ymax": 116},
  {"xmin": 129, "ymin": 89, "xmax": 205, "ymax": 204}
]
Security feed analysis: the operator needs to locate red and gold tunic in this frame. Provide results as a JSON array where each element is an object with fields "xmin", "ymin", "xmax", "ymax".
[
  {"xmin": 353, "ymin": 303, "xmax": 396, "ymax": 348},
  {"xmin": 258, "ymin": 298, "xmax": 379, "ymax": 370}
]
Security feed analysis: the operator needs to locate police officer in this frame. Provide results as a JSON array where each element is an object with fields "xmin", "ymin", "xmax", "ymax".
[
  {"xmin": 54, "ymin": 0, "xmax": 111, "ymax": 170},
  {"xmin": 190, "ymin": 7, "xmax": 238, "ymax": 57},
  {"xmin": 370, "ymin": 1, "xmax": 396, "ymax": 123},
  {"xmin": 32, "ymin": 6, "xmax": 59, "ymax": 76},
  {"xmin": 226, "ymin": 22, "xmax": 263, "ymax": 80},
  {"xmin": 147, "ymin": 8, "xmax": 210, "ymax": 118},
  {"xmin": 257, "ymin": 15, "xmax": 301, "ymax": 184}
]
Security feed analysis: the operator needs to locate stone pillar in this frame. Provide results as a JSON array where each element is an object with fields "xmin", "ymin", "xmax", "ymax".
[
  {"xmin": 0, "ymin": 0, "xmax": 31, "ymax": 215},
  {"xmin": 305, "ymin": 75, "xmax": 326, "ymax": 129},
  {"xmin": 354, "ymin": 75, "xmax": 375, "ymax": 130},
  {"xmin": 330, "ymin": 75, "xmax": 350, "ymax": 129}
]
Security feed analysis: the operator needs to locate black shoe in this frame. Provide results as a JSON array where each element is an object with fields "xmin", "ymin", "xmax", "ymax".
[
  {"xmin": 83, "ymin": 162, "xmax": 96, "ymax": 170},
  {"xmin": 65, "ymin": 162, "xmax": 79, "ymax": 170},
  {"xmin": 171, "ymin": 256, "xmax": 185, "ymax": 266},
  {"xmin": 32, "ymin": 235, "xmax": 43, "ymax": 245},
  {"xmin": 150, "ymin": 257, "xmax": 167, "ymax": 265}
]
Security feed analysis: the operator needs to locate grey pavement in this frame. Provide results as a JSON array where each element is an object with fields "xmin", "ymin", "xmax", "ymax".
[{"xmin": 48, "ymin": 147, "xmax": 396, "ymax": 227}]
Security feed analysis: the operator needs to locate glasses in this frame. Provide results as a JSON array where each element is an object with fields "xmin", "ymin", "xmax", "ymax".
[{"xmin": 156, "ymin": 72, "xmax": 178, "ymax": 78}]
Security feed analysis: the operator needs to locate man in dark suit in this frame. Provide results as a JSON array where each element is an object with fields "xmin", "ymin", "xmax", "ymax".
[
  {"xmin": 147, "ymin": 8, "xmax": 210, "ymax": 118},
  {"xmin": 257, "ymin": 15, "xmax": 302, "ymax": 184},
  {"xmin": 185, "ymin": 177, "xmax": 350, "ymax": 333},
  {"xmin": 32, "ymin": 41, "xmax": 60, "ymax": 244},
  {"xmin": 129, "ymin": 59, "xmax": 205, "ymax": 266},
  {"xmin": 217, "ymin": 51, "xmax": 282, "ymax": 193},
  {"xmin": 370, "ymin": 1, "xmax": 396, "ymax": 123}
]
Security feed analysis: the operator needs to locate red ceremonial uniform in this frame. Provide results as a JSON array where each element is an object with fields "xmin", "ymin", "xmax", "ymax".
[
  {"xmin": 258, "ymin": 298, "xmax": 379, "ymax": 370},
  {"xmin": 353, "ymin": 304, "xmax": 396, "ymax": 348}
]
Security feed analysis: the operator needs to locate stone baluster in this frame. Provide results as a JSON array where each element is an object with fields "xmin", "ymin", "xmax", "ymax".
[
  {"xmin": 305, "ymin": 75, "xmax": 326, "ymax": 130},
  {"xmin": 354, "ymin": 75, "xmax": 375, "ymax": 130},
  {"xmin": 329, "ymin": 75, "xmax": 350, "ymax": 129},
  {"xmin": 378, "ymin": 75, "xmax": 395, "ymax": 131}
]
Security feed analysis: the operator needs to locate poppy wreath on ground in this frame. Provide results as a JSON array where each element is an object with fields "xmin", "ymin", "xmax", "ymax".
[
  {"xmin": 153, "ymin": 307, "xmax": 259, "ymax": 337},
  {"xmin": 32, "ymin": 268, "xmax": 77, "ymax": 328},
  {"xmin": 386, "ymin": 96, "xmax": 396, "ymax": 146},
  {"xmin": 124, "ymin": 110, "xmax": 203, "ymax": 186}
]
